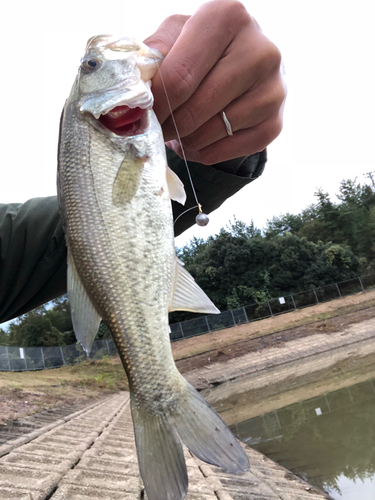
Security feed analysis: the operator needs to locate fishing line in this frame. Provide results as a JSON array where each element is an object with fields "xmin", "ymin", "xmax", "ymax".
[
  {"xmin": 155, "ymin": 59, "xmax": 209, "ymax": 227},
  {"xmin": 173, "ymin": 205, "xmax": 200, "ymax": 225}
]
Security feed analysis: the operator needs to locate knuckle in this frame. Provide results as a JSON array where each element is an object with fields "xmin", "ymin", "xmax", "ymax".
[
  {"xmin": 168, "ymin": 59, "xmax": 197, "ymax": 100},
  {"xmin": 275, "ymin": 83, "xmax": 287, "ymax": 108},
  {"xmin": 221, "ymin": 0, "xmax": 249, "ymax": 19},
  {"xmin": 197, "ymin": 148, "xmax": 222, "ymax": 166},
  {"xmin": 258, "ymin": 114, "xmax": 283, "ymax": 149},
  {"xmin": 204, "ymin": 0, "xmax": 251, "ymax": 31},
  {"xmin": 181, "ymin": 132, "xmax": 203, "ymax": 151},
  {"xmin": 259, "ymin": 41, "xmax": 282, "ymax": 74},
  {"xmin": 266, "ymin": 81, "xmax": 287, "ymax": 113},
  {"xmin": 229, "ymin": 0, "xmax": 252, "ymax": 25},
  {"xmin": 164, "ymin": 14, "xmax": 189, "ymax": 24},
  {"xmin": 268, "ymin": 42, "xmax": 282, "ymax": 69},
  {"xmin": 271, "ymin": 114, "xmax": 284, "ymax": 140},
  {"xmin": 174, "ymin": 105, "xmax": 197, "ymax": 137}
]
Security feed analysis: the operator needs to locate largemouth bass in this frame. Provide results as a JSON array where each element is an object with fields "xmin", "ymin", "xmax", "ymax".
[{"xmin": 57, "ymin": 35, "xmax": 249, "ymax": 500}]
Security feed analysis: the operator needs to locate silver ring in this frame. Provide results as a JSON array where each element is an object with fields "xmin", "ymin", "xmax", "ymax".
[{"xmin": 222, "ymin": 111, "xmax": 233, "ymax": 136}]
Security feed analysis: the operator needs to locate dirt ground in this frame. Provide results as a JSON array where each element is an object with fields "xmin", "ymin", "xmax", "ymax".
[
  {"xmin": 0, "ymin": 386, "xmax": 102, "ymax": 425},
  {"xmin": 0, "ymin": 357, "xmax": 128, "ymax": 424},
  {"xmin": 174, "ymin": 289, "xmax": 375, "ymax": 370},
  {"xmin": 1, "ymin": 289, "xmax": 375, "ymax": 425}
]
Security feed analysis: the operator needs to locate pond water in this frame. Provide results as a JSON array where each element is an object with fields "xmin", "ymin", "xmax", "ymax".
[{"xmin": 230, "ymin": 379, "xmax": 375, "ymax": 499}]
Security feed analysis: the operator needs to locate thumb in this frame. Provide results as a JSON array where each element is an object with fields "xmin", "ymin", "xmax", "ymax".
[{"xmin": 143, "ymin": 14, "xmax": 189, "ymax": 56}]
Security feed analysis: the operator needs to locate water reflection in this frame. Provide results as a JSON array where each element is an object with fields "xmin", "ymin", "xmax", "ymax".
[{"xmin": 231, "ymin": 380, "xmax": 375, "ymax": 499}]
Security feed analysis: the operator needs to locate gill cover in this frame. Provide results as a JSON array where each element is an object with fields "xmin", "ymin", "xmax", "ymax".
[{"xmin": 78, "ymin": 35, "xmax": 164, "ymax": 118}]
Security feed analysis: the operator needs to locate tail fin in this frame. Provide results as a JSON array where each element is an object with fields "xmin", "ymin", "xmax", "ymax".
[
  {"xmin": 130, "ymin": 381, "xmax": 249, "ymax": 500},
  {"xmin": 131, "ymin": 402, "xmax": 188, "ymax": 500},
  {"xmin": 169, "ymin": 382, "xmax": 249, "ymax": 474}
]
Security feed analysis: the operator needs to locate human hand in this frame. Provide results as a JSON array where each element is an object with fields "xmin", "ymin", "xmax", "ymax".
[{"xmin": 144, "ymin": 0, "xmax": 286, "ymax": 166}]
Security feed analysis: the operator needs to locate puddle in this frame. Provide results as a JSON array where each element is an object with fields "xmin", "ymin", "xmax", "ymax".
[{"xmin": 229, "ymin": 378, "xmax": 375, "ymax": 499}]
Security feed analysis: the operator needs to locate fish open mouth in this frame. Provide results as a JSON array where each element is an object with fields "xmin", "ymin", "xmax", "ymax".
[{"xmin": 98, "ymin": 106, "xmax": 147, "ymax": 136}]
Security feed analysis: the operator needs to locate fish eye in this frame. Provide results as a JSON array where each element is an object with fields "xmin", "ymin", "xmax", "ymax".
[{"xmin": 81, "ymin": 58, "xmax": 102, "ymax": 72}]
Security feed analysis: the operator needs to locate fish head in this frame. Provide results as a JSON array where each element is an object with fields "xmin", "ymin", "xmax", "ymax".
[{"xmin": 76, "ymin": 35, "xmax": 163, "ymax": 138}]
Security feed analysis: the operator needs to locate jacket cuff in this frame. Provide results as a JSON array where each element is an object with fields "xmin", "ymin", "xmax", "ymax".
[
  {"xmin": 167, "ymin": 149, "xmax": 267, "ymax": 237},
  {"xmin": 210, "ymin": 149, "xmax": 267, "ymax": 178}
]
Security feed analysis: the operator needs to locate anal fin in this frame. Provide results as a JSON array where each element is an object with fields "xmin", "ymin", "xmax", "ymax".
[{"xmin": 169, "ymin": 259, "xmax": 220, "ymax": 314}]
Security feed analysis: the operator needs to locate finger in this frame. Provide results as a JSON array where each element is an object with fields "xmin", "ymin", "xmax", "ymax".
[
  {"xmin": 167, "ymin": 107, "xmax": 284, "ymax": 165},
  {"xmin": 143, "ymin": 15, "xmax": 189, "ymax": 57},
  {"xmin": 161, "ymin": 25, "xmax": 283, "ymax": 140},
  {"xmin": 175, "ymin": 72, "xmax": 286, "ymax": 151},
  {"xmin": 151, "ymin": 0, "xmax": 248, "ymax": 124},
  {"xmin": 160, "ymin": 36, "xmax": 253, "ymax": 140}
]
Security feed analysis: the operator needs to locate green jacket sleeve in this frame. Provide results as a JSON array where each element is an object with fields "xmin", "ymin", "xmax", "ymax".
[{"xmin": 0, "ymin": 149, "xmax": 267, "ymax": 323}]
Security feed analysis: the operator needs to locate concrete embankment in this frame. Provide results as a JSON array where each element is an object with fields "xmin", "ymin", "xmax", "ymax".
[
  {"xmin": 0, "ymin": 392, "xmax": 331, "ymax": 500},
  {"xmin": 183, "ymin": 316, "xmax": 375, "ymax": 425}
]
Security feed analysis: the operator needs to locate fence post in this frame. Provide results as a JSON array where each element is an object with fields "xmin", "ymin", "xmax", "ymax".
[
  {"xmin": 6, "ymin": 346, "xmax": 11, "ymax": 371},
  {"xmin": 336, "ymin": 283, "xmax": 342, "ymax": 298},
  {"xmin": 230, "ymin": 309, "xmax": 236, "ymax": 326},
  {"xmin": 179, "ymin": 323, "xmax": 185, "ymax": 339},
  {"xmin": 41, "ymin": 347, "xmax": 46, "ymax": 369},
  {"xmin": 242, "ymin": 306, "xmax": 249, "ymax": 323},
  {"xmin": 290, "ymin": 294, "xmax": 297, "ymax": 310},
  {"xmin": 60, "ymin": 346, "xmax": 65, "ymax": 365},
  {"xmin": 313, "ymin": 289, "xmax": 319, "ymax": 304},
  {"xmin": 267, "ymin": 300, "xmax": 274, "ymax": 317},
  {"xmin": 358, "ymin": 276, "xmax": 365, "ymax": 291},
  {"xmin": 105, "ymin": 339, "xmax": 110, "ymax": 354},
  {"xmin": 205, "ymin": 316, "xmax": 211, "ymax": 332}
]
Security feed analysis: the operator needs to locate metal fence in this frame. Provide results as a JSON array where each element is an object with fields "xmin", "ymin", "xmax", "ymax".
[
  {"xmin": 169, "ymin": 274, "xmax": 375, "ymax": 342},
  {"xmin": 1, "ymin": 274, "xmax": 374, "ymax": 371},
  {"xmin": 0, "ymin": 338, "xmax": 118, "ymax": 372}
]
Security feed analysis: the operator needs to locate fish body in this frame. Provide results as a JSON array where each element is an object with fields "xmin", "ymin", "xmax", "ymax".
[{"xmin": 58, "ymin": 35, "xmax": 249, "ymax": 500}]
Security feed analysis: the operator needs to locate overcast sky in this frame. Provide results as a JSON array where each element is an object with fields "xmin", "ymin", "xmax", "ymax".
[{"xmin": 1, "ymin": 0, "xmax": 374, "ymax": 248}]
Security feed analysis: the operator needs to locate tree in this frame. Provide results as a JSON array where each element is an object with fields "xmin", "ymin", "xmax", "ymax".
[
  {"xmin": 0, "ymin": 328, "xmax": 9, "ymax": 345},
  {"xmin": 7, "ymin": 307, "xmax": 59, "ymax": 347},
  {"xmin": 226, "ymin": 216, "xmax": 262, "ymax": 238},
  {"xmin": 46, "ymin": 296, "xmax": 73, "ymax": 334},
  {"xmin": 6, "ymin": 297, "xmax": 74, "ymax": 348},
  {"xmin": 4, "ymin": 294, "xmax": 111, "ymax": 347},
  {"xmin": 172, "ymin": 217, "xmax": 360, "ymax": 323},
  {"xmin": 264, "ymin": 178, "xmax": 375, "ymax": 272}
]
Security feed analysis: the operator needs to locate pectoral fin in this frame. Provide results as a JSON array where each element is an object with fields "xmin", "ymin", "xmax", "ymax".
[
  {"xmin": 169, "ymin": 259, "xmax": 220, "ymax": 314},
  {"xmin": 113, "ymin": 146, "xmax": 146, "ymax": 205},
  {"xmin": 67, "ymin": 252, "xmax": 102, "ymax": 354},
  {"xmin": 166, "ymin": 166, "xmax": 186, "ymax": 205}
]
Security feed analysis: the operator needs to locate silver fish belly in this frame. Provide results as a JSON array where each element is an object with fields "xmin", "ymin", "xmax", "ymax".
[{"xmin": 58, "ymin": 35, "xmax": 249, "ymax": 500}]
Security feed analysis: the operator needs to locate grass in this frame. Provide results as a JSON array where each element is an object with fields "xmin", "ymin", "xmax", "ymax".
[
  {"xmin": 0, "ymin": 357, "xmax": 127, "ymax": 390},
  {"xmin": 0, "ymin": 357, "xmax": 128, "ymax": 423}
]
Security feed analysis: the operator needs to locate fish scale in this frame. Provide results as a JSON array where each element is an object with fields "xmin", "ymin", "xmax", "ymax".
[{"xmin": 58, "ymin": 34, "xmax": 249, "ymax": 500}]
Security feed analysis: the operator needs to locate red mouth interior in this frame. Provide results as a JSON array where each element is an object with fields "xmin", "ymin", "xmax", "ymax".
[{"xmin": 99, "ymin": 106, "xmax": 145, "ymax": 136}]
